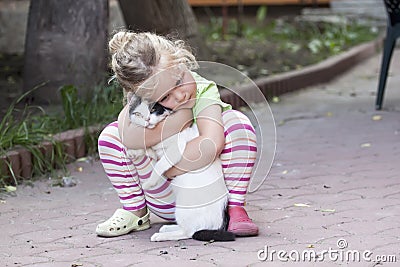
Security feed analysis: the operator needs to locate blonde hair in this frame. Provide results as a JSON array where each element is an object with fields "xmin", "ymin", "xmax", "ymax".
[{"xmin": 109, "ymin": 30, "xmax": 198, "ymax": 103}]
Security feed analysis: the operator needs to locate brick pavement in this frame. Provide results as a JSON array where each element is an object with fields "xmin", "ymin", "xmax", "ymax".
[{"xmin": 1, "ymin": 50, "xmax": 400, "ymax": 266}]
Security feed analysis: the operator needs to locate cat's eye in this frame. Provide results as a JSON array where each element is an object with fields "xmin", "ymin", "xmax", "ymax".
[{"xmin": 133, "ymin": 112, "xmax": 142, "ymax": 118}]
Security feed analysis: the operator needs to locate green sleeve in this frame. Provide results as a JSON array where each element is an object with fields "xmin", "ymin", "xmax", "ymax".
[{"xmin": 191, "ymin": 71, "xmax": 232, "ymax": 120}]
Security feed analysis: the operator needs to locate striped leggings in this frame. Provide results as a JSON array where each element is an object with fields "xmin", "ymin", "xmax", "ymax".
[{"xmin": 98, "ymin": 109, "xmax": 257, "ymax": 221}]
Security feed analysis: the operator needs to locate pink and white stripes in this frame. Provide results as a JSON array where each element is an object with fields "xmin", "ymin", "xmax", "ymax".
[{"xmin": 98, "ymin": 110, "xmax": 257, "ymax": 221}]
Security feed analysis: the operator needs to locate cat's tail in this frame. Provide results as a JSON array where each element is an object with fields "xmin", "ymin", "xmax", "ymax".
[{"xmin": 192, "ymin": 230, "xmax": 235, "ymax": 242}]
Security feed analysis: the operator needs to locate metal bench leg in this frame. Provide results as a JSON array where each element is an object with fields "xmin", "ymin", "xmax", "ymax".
[{"xmin": 376, "ymin": 28, "xmax": 396, "ymax": 110}]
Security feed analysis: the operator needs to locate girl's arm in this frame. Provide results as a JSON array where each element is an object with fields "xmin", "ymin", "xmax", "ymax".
[
  {"xmin": 118, "ymin": 104, "xmax": 193, "ymax": 149},
  {"xmin": 163, "ymin": 104, "xmax": 225, "ymax": 178}
]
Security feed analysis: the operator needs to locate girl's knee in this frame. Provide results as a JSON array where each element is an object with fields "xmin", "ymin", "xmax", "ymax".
[
  {"xmin": 98, "ymin": 121, "xmax": 122, "ymax": 153},
  {"xmin": 222, "ymin": 110, "xmax": 256, "ymax": 139},
  {"xmin": 99, "ymin": 122, "xmax": 119, "ymax": 142},
  {"xmin": 222, "ymin": 110, "xmax": 253, "ymax": 127}
]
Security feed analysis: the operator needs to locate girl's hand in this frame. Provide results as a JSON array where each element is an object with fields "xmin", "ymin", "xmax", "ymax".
[{"xmin": 164, "ymin": 166, "xmax": 184, "ymax": 179}]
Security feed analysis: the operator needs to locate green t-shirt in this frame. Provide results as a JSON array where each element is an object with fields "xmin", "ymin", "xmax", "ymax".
[{"xmin": 191, "ymin": 71, "xmax": 232, "ymax": 122}]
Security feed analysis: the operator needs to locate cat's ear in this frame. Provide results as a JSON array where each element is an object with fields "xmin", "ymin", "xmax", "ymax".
[
  {"xmin": 128, "ymin": 93, "xmax": 143, "ymax": 108},
  {"xmin": 126, "ymin": 91, "xmax": 132, "ymax": 98},
  {"xmin": 127, "ymin": 92, "xmax": 135, "ymax": 102}
]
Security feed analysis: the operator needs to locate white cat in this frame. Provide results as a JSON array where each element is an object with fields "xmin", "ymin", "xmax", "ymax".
[
  {"xmin": 127, "ymin": 93, "xmax": 235, "ymax": 242},
  {"xmin": 127, "ymin": 92, "xmax": 173, "ymax": 129},
  {"xmin": 125, "ymin": 93, "xmax": 173, "ymax": 160}
]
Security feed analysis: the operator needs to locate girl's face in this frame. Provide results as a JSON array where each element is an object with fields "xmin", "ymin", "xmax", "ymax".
[{"xmin": 147, "ymin": 66, "xmax": 196, "ymax": 111}]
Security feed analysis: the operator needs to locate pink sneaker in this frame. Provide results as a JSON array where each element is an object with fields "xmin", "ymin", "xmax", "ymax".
[{"xmin": 228, "ymin": 206, "xmax": 259, "ymax": 236}]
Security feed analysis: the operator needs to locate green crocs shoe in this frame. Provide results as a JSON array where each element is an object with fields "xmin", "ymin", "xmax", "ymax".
[{"xmin": 96, "ymin": 208, "xmax": 150, "ymax": 237}]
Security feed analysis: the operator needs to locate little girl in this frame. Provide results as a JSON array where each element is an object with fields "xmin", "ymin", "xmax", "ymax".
[{"xmin": 96, "ymin": 31, "xmax": 258, "ymax": 237}]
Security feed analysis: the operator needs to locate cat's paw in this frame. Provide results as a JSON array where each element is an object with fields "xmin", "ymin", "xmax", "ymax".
[
  {"xmin": 159, "ymin": 224, "xmax": 181, "ymax": 233},
  {"xmin": 141, "ymin": 181, "xmax": 153, "ymax": 191},
  {"xmin": 141, "ymin": 180, "xmax": 157, "ymax": 191},
  {"xmin": 126, "ymin": 148, "xmax": 145, "ymax": 159},
  {"xmin": 145, "ymin": 149, "xmax": 158, "ymax": 160},
  {"xmin": 150, "ymin": 232, "xmax": 165, "ymax": 242},
  {"xmin": 163, "ymin": 141, "xmax": 187, "ymax": 166}
]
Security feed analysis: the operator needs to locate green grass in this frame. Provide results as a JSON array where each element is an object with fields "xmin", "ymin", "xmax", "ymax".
[
  {"xmin": 199, "ymin": 8, "xmax": 379, "ymax": 72},
  {"xmin": 58, "ymin": 83, "xmax": 123, "ymax": 131},
  {"xmin": 0, "ymin": 81, "xmax": 123, "ymax": 187}
]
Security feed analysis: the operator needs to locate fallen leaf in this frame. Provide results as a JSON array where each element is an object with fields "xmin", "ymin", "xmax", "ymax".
[
  {"xmin": 76, "ymin": 157, "xmax": 88, "ymax": 162},
  {"xmin": 326, "ymin": 112, "xmax": 333, "ymax": 117},
  {"xmin": 320, "ymin": 209, "xmax": 336, "ymax": 212},
  {"xmin": 360, "ymin": 143, "xmax": 371, "ymax": 148},
  {"xmin": 239, "ymin": 106, "xmax": 249, "ymax": 112},
  {"xmin": 294, "ymin": 203, "xmax": 310, "ymax": 207},
  {"xmin": 76, "ymin": 167, "xmax": 83, "ymax": 172},
  {"xmin": 372, "ymin": 115, "xmax": 382, "ymax": 121},
  {"xmin": 307, "ymin": 244, "xmax": 314, "ymax": 248},
  {"xmin": 272, "ymin": 96, "xmax": 280, "ymax": 103},
  {"xmin": 282, "ymin": 170, "xmax": 288, "ymax": 175},
  {"xmin": 5, "ymin": 186, "xmax": 16, "ymax": 192}
]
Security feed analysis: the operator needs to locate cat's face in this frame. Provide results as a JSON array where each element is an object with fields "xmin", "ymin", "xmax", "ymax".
[{"xmin": 128, "ymin": 93, "xmax": 172, "ymax": 129}]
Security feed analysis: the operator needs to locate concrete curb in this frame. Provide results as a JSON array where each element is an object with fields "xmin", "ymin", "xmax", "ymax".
[
  {"xmin": 0, "ymin": 37, "xmax": 384, "ymax": 183},
  {"xmin": 0, "ymin": 125, "xmax": 105, "ymax": 183},
  {"xmin": 220, "ymin": 37, "xmax": 383, "ymax": 109}
]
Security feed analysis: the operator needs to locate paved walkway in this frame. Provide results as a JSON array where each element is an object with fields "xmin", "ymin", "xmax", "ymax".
[{"xmin": 1, "ymin": 50, "xmax": 400, "ymax": 267}]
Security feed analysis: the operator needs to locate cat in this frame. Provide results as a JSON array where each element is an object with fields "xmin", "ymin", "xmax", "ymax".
[
  {"xmin": 126, "ymin": 93, "xmax": 173, "ymax": 160},
  {"xmin": 126, "ymin": 93, "xmax": 235, "ymax": 242},
  {"xmin": 128, "ymin": 92, "xmax": 173, "ymax": 129}
]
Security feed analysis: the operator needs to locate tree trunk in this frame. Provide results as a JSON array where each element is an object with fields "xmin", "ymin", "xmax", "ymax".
[
  {"xmin": 23, "ymin": 0, "xmax": 109, "ymax": 104},
  {"xmin": 118, "ymin": 0, "xmax": 210, "ymax": 60}
]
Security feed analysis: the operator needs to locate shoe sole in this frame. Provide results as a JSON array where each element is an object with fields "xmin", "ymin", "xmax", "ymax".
[
  {"xmin": 97, "ymin": 221, "xmax": 151, "ymax": 237},
  {"xmin": 233, "ymin": 231, "xmax": 259, "ymax": 237},
  {"xmin": 229, "ymin": 226, "xmax": 259, "ymax": 237}
]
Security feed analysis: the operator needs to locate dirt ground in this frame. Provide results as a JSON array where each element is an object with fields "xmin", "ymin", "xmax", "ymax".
[{"xmin": 205, "ymin": 35, "xmax": 317, "ymax": 79}]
